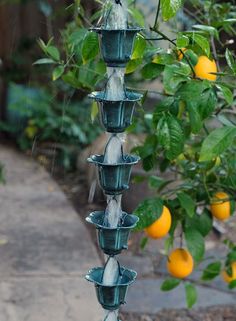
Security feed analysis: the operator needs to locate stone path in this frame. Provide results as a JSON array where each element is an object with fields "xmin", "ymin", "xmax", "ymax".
[{"xmin": 0, "ymin": 145, "xmax": 103, "ymax": 321}]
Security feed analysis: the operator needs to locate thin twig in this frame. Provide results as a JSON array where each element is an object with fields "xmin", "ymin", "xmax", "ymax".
[{"xmin": 153, "ymin": 0, "xmax": 161, "ymax": 30}]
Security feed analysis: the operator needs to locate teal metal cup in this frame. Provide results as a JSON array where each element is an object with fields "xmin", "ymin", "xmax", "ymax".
[
  {"xmin": 85, "ymin": 266, "xmax": 137, "ymax": 310},
  {"xmin": 91, "ymin": 27, "xmax": 142, "ymax": 67},
  {"xmin": 86, "ymin": 211, "xmax": 139, "ymax": 255},
  {"xmin": 89, "ymin": 91, "xmax": 142, "ymax": 133},
  {"xmin": 87, "ymin": 154, "xmax": 140, "ymax": 195}
]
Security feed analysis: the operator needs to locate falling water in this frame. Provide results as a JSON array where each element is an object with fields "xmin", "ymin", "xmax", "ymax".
[
  {"xmin": 101, "ymin": 2, "xmax": 128, "ymax": 321},
  {"xmin": 104, "ymin": 194, "xmax": 122, "ymax": 227},
  {"xmin": 102, "ymin": 257, "xmax": 119, "ymax": 285},
  {"xmin": 106, "ymin": 67, "xmax": 125, "ymax": 101},
  {"xmin": 106, "ymin": 0, "xmax": 128, "ymax": 30},
  {"xmin": 102, "ymin": 257, "xmax": 119, "ymax": 321},
  {"xmin": 104, "ymin": 134, "xmax": 122, "ymax": 164},
  {"xmin": 104, "ymin": 310, "xmax": 119, "ymax": 321}
]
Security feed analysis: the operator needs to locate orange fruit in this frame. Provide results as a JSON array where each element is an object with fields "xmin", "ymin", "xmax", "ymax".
[
  {"xmin": 194, "ymin": 55, "xmax": 217, "ymax": 81},
  {"xmin": 177, "ymin": 48, "xmax": 187, "ymax": 61},
  {"xmin": 167, "ymin": 248, "xmax": 194, "ymax": 279},
  {"xmin": 210, "ymin": 192, "xmax": 230, "ymax": 221},
  {"xmin": 145, "ymin": 206, "xmax": 172, "ymax": 239},
  {"xmin": 222, "ymin": 262, "xmax": 236, "ymax": 283}
]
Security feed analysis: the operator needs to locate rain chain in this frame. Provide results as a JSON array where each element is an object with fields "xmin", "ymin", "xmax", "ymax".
[{"xmin": 85, "ymin": 1, "xmax": 142, "ymax": 321}]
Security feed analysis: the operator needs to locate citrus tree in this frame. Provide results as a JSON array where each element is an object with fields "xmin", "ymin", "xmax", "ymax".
[{"xmin": 35, "ymin": 0, "xmax": 236, "ymax": 308}]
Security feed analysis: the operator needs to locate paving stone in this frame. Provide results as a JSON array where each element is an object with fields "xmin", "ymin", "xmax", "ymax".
[
  {"xmin": 119, "ymin": 254, "xmax": 154, "ymax": 277},
  {"xmin": 122, "ymin": 278, "xmax": 236, "ymax": 314},
  {"xmin": 0, "ymin": 145, "xmax": 103, "ymax": 321},
  {"xmin": 0, "ymin": 277, "xmax": 101, "ymax": 321}
]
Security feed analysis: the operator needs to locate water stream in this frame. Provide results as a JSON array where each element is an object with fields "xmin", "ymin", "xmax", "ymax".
[
  {"xmin": 106, "ymin": 67, "xmax": 125, "ymax": 101},
  {"xmin": 104, "ymin": 134, "xmax": 123, "ymax": 164},
  {"xmin": 104, "ymin": 194, "xmax": 122, "ymax": 227},
  {"xmin": 106, "ymin": 0, "xmax": 128, "ymax": 30},
  {"xmin": 102, "ymin": 1, "xmax": 128, "ymax": 320}
]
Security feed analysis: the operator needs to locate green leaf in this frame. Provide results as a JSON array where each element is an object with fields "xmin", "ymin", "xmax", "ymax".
[
  {"xmin": 199, "ymin": 89, "xmax": 217, "ymax": 119},
  {"xmin": 193, "ymin": 25, "xmax": 218, "ymax": 39},
  {"xmin": 62, "ymin": 71, "xmax": 81, "ymax": 88},
  {"xmin": 148, "ymin": 175, "xmax": 173, "ymax": 191},
  {"xmin": 136, "ymin": 135, "xmax": 158, "ymax": 158},
  {"xmin": 178, "ymin": 80, "xmax": 206, "ymax": 101},
  {"xmin": 153, "ymin": 53, "xmax": 175, "ymax": 65},
  {"xmin": 140, "ymin": 237, "xmax": 148, "ymax": 250},
  {"xmin": 199, "ymin": 126, "xmax": 236, "ymax": 162},
  {"xmin": 154, "ymin": 97, "xmax": 175, "ymax": 114},
  {"xmin": 157, "ymin": 115, "xmax": 184, "ymax": 160},
  {"xmin": 217, "ymin": 84, "xmax": 233, "ymax": 105},
  {"xmin": 225, "ymin": 48, "xmax": 236, "ymax": 73},
  {"xmin": 201, "ymin": 261, "xmax": 221, "ymax": 281},
  {"xmin": 141, "ymin": 63, "xmax": 164, "ymax": 79},
  {"xmin": 191, "ymin": 33, "xmax": 210, "ymax": 57},
  {"xmin": 161, "ymin": 278, "xmax": 181, "ymax": 291},
  {"xmin": 52, "ymin": 66, "xmax": 64, "ymax": 81},
  {"xmin": 78, "ymin": 62, "xmax": 100, "ymax": 89},
  {"xmin": 176, "ymin": 34, "xmax": 189, "ymax": 49},
  {"xmin": 33, "ymin": 58, "xmax": 56, "ymax": 65},
  {"xmin": 38, "ymin": 38, "xmax": 47, "ymax": 53},
  {"xmin": 163, "ymin": 64, "xmax": 191, "ymax": 94},
  {"xmin": 148, "ymin": 176, "xmax": 165, "ymax": 189},
  {"xmin": 126, "ymin": 58, "xmax": 142, "ymax": 74},
  {"xmin": 134, "ymin": 198, "xmax": 163, "ymax": 231},
  {"xmin": 218, "ymin": 114, "xmax": 235, "ymax": 127},
  {"xmin": 177, "ymin": 192, "xmax": 195, "ymax": 217},
  {"xmin": 47, "ymin": 46, "xmax": 60, "ymax": 61},
  {"xmin": 229, "ymin": 280, "xmax": 236, "ymax": 289},
  {"xmin": 230, "ymin": 199, "xmax": 235, "ymax": 216},
  {"xmin": 165, "ymin": 116, "xmax": 184, "ymax": 160},
  {"xmin": 82, "ymin": 31, "xmax": 99, "ymax": 64},
  {"xmin": 132, "ymin": 35, "xmax": 146, "ymax": 59},
  {"xmin": 164, "ymin": 237, "xmax": 174, "ymax": 254},
  {"xmin": 185, "ymin": 283, "xmax": 197, "ymax": 308},
  {"xmin": 91, "ymin": 101, "xmax": 98, "ymax": 122},
  {"xmin": 186, "ymin": 210, "xmax": 213, "ymax": 237},
  {"xmin": 142, "ymin": 155, "xmax": 155, "ymax": 171},
  {"xmin": 178, "ymin": 80, "xmax": 206, "ymax": 132},
  {"xmin": 157, "ymin": 116, "xmax": 170, "ymax": 147},
  {"xmin": 226, "ymin": 251, "xmax": 236, "ymax": 265},
  {"xmin": 161, "ymin": 0, "xmax": 182, "ymax": 21},
  {"xmin": 187, "ymin": 101, "xmax": 202, "ymax": 134},
  {"xmin": 185, "ymin": 228, "xmax": 205, "ymax": 262}
]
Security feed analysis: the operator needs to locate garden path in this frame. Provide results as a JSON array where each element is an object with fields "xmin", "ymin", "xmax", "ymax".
[{"xmin": 0, "ymin": 144, "xmax": 103, "ymax": 321}]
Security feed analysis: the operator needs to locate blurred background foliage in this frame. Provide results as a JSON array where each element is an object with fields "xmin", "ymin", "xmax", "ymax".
[{"xmin": 0, "ymin": 0, "xmax": 102, "ymax": 170}]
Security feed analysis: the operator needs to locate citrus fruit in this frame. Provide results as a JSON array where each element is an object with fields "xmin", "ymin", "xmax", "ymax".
[
  {"xmin": 194, "ymin": 55, "xmax": 217, "ymax": 81},
  {"xmin": 210, "ymin": 192, "xmax": 230, "ymax": 221},
  {"xmin": 145, "ymin": 206, "xmax": 172, "ymax": 239},
  {"xmin": 222, "ymin": 262, "xmax": 236, "ymax": 283},
  {"xmin": 177, "ymin": 48, "xmax": 187, "ymax": 61},
  {"xmin": 167, "ymin": 248, "xmax": 194, "ymax": 279}
]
